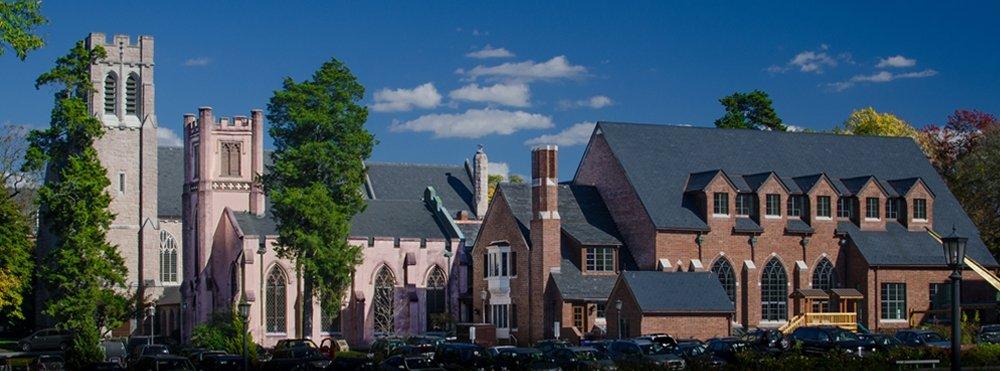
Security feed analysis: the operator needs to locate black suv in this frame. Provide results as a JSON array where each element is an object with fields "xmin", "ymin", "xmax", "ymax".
[
  {"xmin": 894, "ymin": 329, "xmax": 951, "ymax": 348},
  {"xmin": 977, "ymin": 325, "xmax": 1000, "ymax": 344},
  {"xmin": 742, "ymin": 328, "xmax": 790, "ymax": 354},
  {"xmin": 606, "ymin": 339, "xmax": 684, "ymax": 370},
  {"xmin": 788, "ymin": 326, "xmax": 869, "ymax": 356},
  {"xmin": 434, "ymin": 342, "xmax": 490, "ymax": 370},
  {"xmin": 704, "ymin": 337, "xmax": 749, "ymax": 363},
  {"xmin": 17, "ymin": 328, "xmax": 73, "ymax": 352}
]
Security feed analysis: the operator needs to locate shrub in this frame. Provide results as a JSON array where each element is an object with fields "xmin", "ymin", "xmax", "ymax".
[{"xmin": 190, "ymin": 311, "xmax": 259, "ymax": 362}]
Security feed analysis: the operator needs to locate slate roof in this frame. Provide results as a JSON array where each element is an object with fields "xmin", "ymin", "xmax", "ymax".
[
  {"xmin": 551, "ymin": 260, "xmax": 618, "ymax": 301},
  {"xmin": 733, "ymin": 218, "xmax": 764, "ymax": 234},
  {"xmin": 590, "ymin": 122, "xmax": 997, "ymax": 267},
  {"xmin": 684, "ymin": 170, "xmax": 722, "ymax": 192},
  {"xmin": 234, "ymin": 199, "xmax": 453, "ymax": 240},
  {"xmin": 619, "ymin": 271, "xmax": 734, "ymax": 313},
  {"xmin": 498, "ymin": 183, "xmax": 623, "ymax": 246},
  {"xmin": 366, "ymin": 162, "xmax": 476, "ymax": 218},
  {"xmin": 785, "ymin": 219, "xmax": 814, "ymax": 234},
  {"xmin": 887, "ymin": 178, "xmax": 932, "ymax": 197},
  {"xmin": 157, "ymin": 147, "xmax": 183, "ymax": 218},
  {"xmin": 836, "ymin": 221, "xmax": 996, "ymax": 267}
]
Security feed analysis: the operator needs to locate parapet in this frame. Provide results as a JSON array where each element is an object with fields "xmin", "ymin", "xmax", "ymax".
[{"xmin": 85, "ymin": 32, "xmax": 154, "ymax": 65}]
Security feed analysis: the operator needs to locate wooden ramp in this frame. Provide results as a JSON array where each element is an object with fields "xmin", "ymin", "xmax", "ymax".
[{"xmin": 926, "ymin": 228, "xmax": 1000, "ymax": 291}]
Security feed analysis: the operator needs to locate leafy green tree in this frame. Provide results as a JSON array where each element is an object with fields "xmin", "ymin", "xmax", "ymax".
[
  {"xmin": 0, "ymin": 186, "xmax": 33, "ymax": 321},
  {"xmin": 264, "ymin": 58, "xmax": 375, "ymax": 316},
  {"xmin": 487, "ymin": 173, "xmax": 525, "ymax": 201},
  {"xmin": 950, "ymin": 129, "xmax": 1000, "ymax": 256},
  {"xmin": 191, "ymin": 312, "xmax": 259, "ymax": 362},
  {"xmin": 22, "ymin": 41, "xmax": 129, "ymax": 368},
  {"xmin": 714, "ymin": 90, "xmax": 787, "ymax": 131},
  {"xmin": 0, "ymin": 0, "xmax": 46, "ymax": 60}
]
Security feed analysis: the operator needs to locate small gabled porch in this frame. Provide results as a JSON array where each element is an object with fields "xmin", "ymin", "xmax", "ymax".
[{"xmin": 780, "ymin": 288, "xmax": 864, "ymax": 334}]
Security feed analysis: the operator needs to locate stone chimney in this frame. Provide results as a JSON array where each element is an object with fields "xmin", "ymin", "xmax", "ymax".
[
  {"xmin": 474, "ymin": 145, "xmax": 488, "ymax": 219},
  {"xmin": 529, "ymin": 145, "xmax": 561, "ymax": 339},
  {"xmin": 249, "ymin": 109, "xmax": 265, "ymax": 216}
]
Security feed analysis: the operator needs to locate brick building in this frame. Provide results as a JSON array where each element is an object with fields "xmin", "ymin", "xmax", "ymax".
[
  {"xmin": 472, "ymin": 122, "xmax": 998, "ymax": 344},
  {"xmin": 606, "ymin": 271, "xmax": 733, "ymax": 340}
]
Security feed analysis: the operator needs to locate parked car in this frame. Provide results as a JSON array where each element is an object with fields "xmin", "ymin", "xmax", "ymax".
[
  {"xmin": 976, "ymin": 325, "xmax": 1000, "ymax": 344},
  {"xmin": 487, "ymin": 345, "xmax": 515, "ymax": 358},
  {"xmin": 260, "ymin": 341, "xmax": 332, "ymax": 371},
  {"xmin": 493, "ymin": 347, "xmax": 559, "ymax": 371},
  {"xmin": 636, "ymin": 333, "xmax": 678, "ymax": 350},
  {"xmin": 434, "ymin": 342, "xmax": 490, "ymax": 370},
  {"xmin": 672, "ymin": 340, "xmax": 724, "ymax": 368},
  {"xmin": 534, "ymin": 339, "xmax": 571, "ymax": 355},
  {"xmin": 550, "ymin": 346, "xmax": 617, "ymax": 370},
  {"xmin": 379, "ymin": 355, "xmax": 444, "ymax": 370},
  {"xmin": 187, "ymin": 349, "xmax": 226, "ymax": 366},
  {"xmin": 85, "ymin": 361, "xmax": 127, "ymax": 370},
  {"xmin": 858, "ymin": 333, "xmax": 902, "ymax": 353},
  {"xmin": 704, "ymin": 337, "xmax": 749, "ymax": 364},
  {"xmin": 130, "ymin": 343, "xmax": 170, "ymax": 363},
  {"xmin": 371, "ymin": 337, "xmax": 413, "ymax": 361},
  {"xmin": 128, "ymin": 355, "xmax": 195, "ymax": 370},
  {"xmin": 894, "ymin": 329, "xmax": 951, "ymax": 349},
  {"xmin": 605, "ymin": 339, "xmax": 684, "ymax": 370},
  {"xmin": 198, "ymin": 354, "xmax": 246, "ymax": 371},
  {"xmin": 787, "ymin": 326, "xmax": 869, "ymax": 356},
  {"xmin": 17, "ymin": 328, "xmax": 73, "ymax": 352},
  {"xmin": 407, "ymin": 335, "xmax": 445, "ymax": 357},
  {"xmin": 742, "ymin": 328, "xmax": 789, "ymax": 354},
  {"xmin": 101, "ymin": 339, "xmax": 128, "ymax": 365}
]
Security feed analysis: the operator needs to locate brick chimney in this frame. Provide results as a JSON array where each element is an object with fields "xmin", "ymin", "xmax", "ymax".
[
  {"xmin": 529, "ymin": 145, "xmax": 561, "ymax": 339},
  {"xmin": 474, "ymin": 145, "xmax": 488, "ymax": 219}
]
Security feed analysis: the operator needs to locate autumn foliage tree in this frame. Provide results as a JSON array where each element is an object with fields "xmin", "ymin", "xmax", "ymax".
[{"xmin": 921, "ymin": 110, "xmax": 1000, "ymax": 182}]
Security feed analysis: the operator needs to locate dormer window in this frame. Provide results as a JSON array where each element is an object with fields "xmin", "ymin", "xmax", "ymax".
[
  {"xmin": 837, "ymin": 198, "xmax": 853, "ymax": 218},
  {"xmin": 735, "ymin": 194, "xmax": 754, "ymax": 217},
  {"xmin": 913, "ymin": 198, "xmax": 928, "ymax": 220},
  {"xmin": 865, "ymin": 197, "xmax": 880, "ymax": 220},
  {"xmin": 886, "ymin": 198, "xmax": 899, "ymax": 220},
  {"xmin": 713, "ymin": 192, "xmax": 730, "ymax": 216},
  {"xmin": 585, "ymin": 247, "xmax": 614, "ymax": 272},
  {"xmin": 816, "ymin": 196, "xmax": 832, "ymax": 219},
  {"xmin": 765, "ymin": 194, "xmax": 781, "ymax": 217},
  {"xmin": 485, "ymin": 245, "xmax": 515, "ymax": 278},
  {"xmin": 787, "ymin": 195, "xmax": 803, "ymax": 217}
]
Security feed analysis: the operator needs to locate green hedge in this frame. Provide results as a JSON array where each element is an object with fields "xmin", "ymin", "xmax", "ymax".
[{"xmin": 704, "ymin": 345, "xmax": 1000, "ymax": 371}]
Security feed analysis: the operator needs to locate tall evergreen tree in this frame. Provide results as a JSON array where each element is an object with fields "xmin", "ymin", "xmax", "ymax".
[
  {"xmin": 23, "ymin": 40, "xmax": 129, "ymax": 367},
  {"xmin": 264, "ymin": 58, "xmax": 375, "ymax": 318},
  {"xmin": 714, "ymin": 90, "xmax": 787, "ymax": 131}
]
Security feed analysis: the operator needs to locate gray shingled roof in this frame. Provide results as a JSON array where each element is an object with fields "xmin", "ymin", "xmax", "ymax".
[
  {"xmin": 498, "ymin": 183, "xmax": 623, "ymax": 246},
  {"xmin": 591, "ymin": 122, "xmax": 997, "ymax": 267},
  {"xmin": 157, "ymin": 147, "xmax": 183, "ymax": 218},
  {"xmin": 234, "ymin": 199, "xmax": 453, "ymax": 240},
  {"xmin": 366, "ymin": 162, "xmax": 476, "ymax": 218},
  {"xmin": 837, "ymin": 221, "xmax": 995, "ymax": 267},
  {"xmin": 551, "ymin": 260, "xmax": 618, "ymax": 301},
  {"xmin": 620, "ymin": 271, "xmax": 734, "ymax": 313},
  {"xmin": 733, "ymin": 218, "xmax": 763, "ymax": 234},
  {"xmin": 785, "ymin": 219, "xmax": 814, "ymax": 234}
]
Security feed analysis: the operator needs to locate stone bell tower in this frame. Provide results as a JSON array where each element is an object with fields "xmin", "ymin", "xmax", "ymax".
[{"xmin": 84, "ymin": 32, "xmax": 160, "ymax": 333}]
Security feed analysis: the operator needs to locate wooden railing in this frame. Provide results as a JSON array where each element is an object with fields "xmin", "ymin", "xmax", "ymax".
[{"xmin": 780, "ymin": 312, "xmax": 857, "ymax": 334}]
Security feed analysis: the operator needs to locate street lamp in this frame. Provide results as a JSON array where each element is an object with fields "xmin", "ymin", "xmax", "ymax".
[
  {"xmin": 941, "ymin": 227, "xmax": 967, "ymax": 371},
  {"xmin": 443, "ymin": 249, "xmax": 453, "ymax": 331},
  {"xmin": 614, "ymin": 299, "xmax": 623, "ymax": 339},
  {"xmin": 238, "ymin": 299, "xmax": 251, "ymax": 371},
  {"xmin": 146, "ymin": 304, "xmax": 156, "ymax": 345},
  {"xmin": 480, "ymin": 289, "xmax": 488, "ymax": 323}
]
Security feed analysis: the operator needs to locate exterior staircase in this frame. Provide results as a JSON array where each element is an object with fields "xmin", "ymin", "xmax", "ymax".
[
  {"xmin": 926, "ymin": 228, "xmax": 1000, "ymax": 291},
  {"xmin": 779, "ymin": 312, "xmax": 858, "ymax": 335}
]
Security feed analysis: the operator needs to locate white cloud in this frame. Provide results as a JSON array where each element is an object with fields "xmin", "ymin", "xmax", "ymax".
[
  {"xmin": 487, "ymin": 162, "xmax": 509, "ymax": 178},
  {"xmin": 463, "ymin": 56, "xmax": 587, "ymax": 82},
  {"xmin": 466, "ymin": 45, "xmax": 514, "ymax": 59},
  {"xmin": 524, "ymin": 121, "xmax": 596, "ymax": 147},
  {"xmin": 558, "ymin": 95, "xmax": 613, "ymax": 110},
  {"xmin": 828, "ymin": 69, "xmax": 938, "ymax": 91},
  {"xmin": 390, "ymin": 108, "xmax": 553, "ymax": 138},
  {"xmin": 157, "ymin": 127, "xmax": 183, "ymax": 147},
  {"xmin": 876, "ymin": 55, "xmax": 917, "ymax": 68},
  {"xmin": 789, "ymin": 50, "xmax": 837, "ymax": 73},
  {"xmin": 183, "ymin": 57, "xmax": 211, "ymax": 67},
  {"xmin": 449, "ymin": 83, "xmax": 530, "ymax": 107},
  {"xmin": 371, "ymin": 83, "xmax": 442, "ymax": 112},
  {"xmin": 786, "ymin": 125, "xmax": 807, "ymax": 132}
]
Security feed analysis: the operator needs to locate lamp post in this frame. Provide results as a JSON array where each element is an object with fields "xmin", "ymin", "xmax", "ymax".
[
  {"xmin": 941, "ymin": 227, "xmax": 967, "ymax": 371},
  {"xmin": 480, "ymin": 289, "xmax": 488, "ymax": 323},
  {"xmin": 238, "ymin": 299, "xmax": 251, "ymax": 371},
  {"xmin": 443, "ymin": 249, "xmax": 453, "ymax": 331},
  {"xmin": 614, "ymin": 299, "xmax": 623, "ymax": 339},
  {"xmin": 146, "ymin": 304, "xmax": 156, "ymax": 345}
]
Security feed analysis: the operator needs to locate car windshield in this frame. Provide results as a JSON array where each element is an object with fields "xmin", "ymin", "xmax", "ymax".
[
  {"xmin": 831, "ymin": 330, "xmax": 859, "ymax": 342},
  {"xmin": 678, "ymin": 343, "xmax": 705, "ymax": 356},
  {"xmin": 638, "ymin": 342, "xmax": 667, "ymax": 355},
  {"xmin": 921, "ymin": 333, "xmax": 946, "ymax": 342},
  {"xmin": 982, "ymin": 325, "xmax": 1000, "ymax": 332},
  {"xmin": 143, "ymin": 346, "xmax": 169, "ymax": 355}
]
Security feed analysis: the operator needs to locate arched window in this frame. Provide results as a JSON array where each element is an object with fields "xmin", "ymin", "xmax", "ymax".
[
  {"xmin": 373, "ymin": 266, "xmax": 396, "ymax": 335},
  {"xmin": 812, "ymin": 258, "xmax": 835, "ymax": 290},
  {"xmin": 104, "ymin": 73, "xmax": 117, "ymax": 114},
  {"xmin": 761, "ymin": 258, "xmax": 788, "ymax": 321},
  {"xmin": 320, "ymin": 298, "xmax": 341, "ymax": 333},
  {"xmin": 265, "ymin": 267, "xmax": 286, "ymax": 333},
  {"xmin": 425, "ymin": 266, "xmax": 447, "ymax": 331},
  {"xmin": 125, "ymin": 74, "xmax": 138, "ymax": 116},
  {"xmin": 710, "ymin": 258, "xmax": 736, "ymax": 304},
  {"xmin": 159, "ymin": 230, "xmax": 178, "ymax": 283}
]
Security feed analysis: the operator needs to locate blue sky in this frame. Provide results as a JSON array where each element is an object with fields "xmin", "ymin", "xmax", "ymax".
[{"xmin": 2, "ymin": 1, "xmax": 999, "ymax": 179}]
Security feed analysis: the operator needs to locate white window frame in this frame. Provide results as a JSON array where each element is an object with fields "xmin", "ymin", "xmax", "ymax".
[
  {"xmin": 765, "ymin": 194, "xmax": 781, "ymax": 218},
  {"xmin": 712, "ymin": 192, "xmax": 730, "ymax": 217},
  {"xmin": 913, "ymin": 198, "xmax": 928, "ymax": 221},
  {"xmin": 816, "ymin": 196, "xmax": 832, "ymax": 220},
  {"xmin": 487, "ymin": 245, "xmax": 513, "ymax": 278},
  {"xmin": 865, "ymin": 197, "xmax": 881, "ymax": 221}
]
